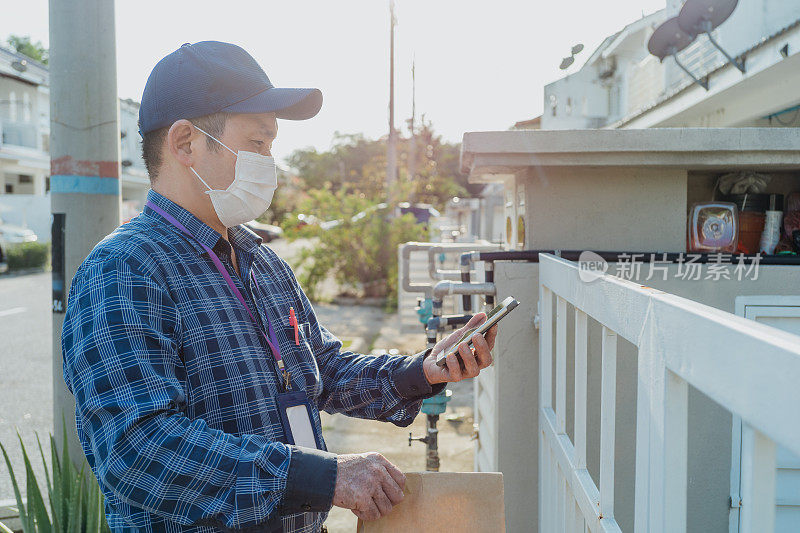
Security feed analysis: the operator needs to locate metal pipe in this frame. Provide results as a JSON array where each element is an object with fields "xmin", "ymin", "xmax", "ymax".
[
  {"xmin": 400, "ymin": 242, "xmax": 436, "ymax": 298},
  {"xmin": 484, "ymin": 262, "xmax": 495, "ymax": 308},
  {"xmin": 456, "ymin": 248, "xmax": 800, "ymax": 313},
  {"xmin": 426, "ymin": 314, "xmax": 472, "ymax": 338},
  {"xmin": 460, "ymin": 253, "xmax": 473, "ymax": 311},
  {"xmin": 467, "ymin": 249, "xmax": 800, "ymax": 265},
  {"xmin": 401, "ymin": 242, "xmax": 498, "ymax": 299},
  {"xmin": 426, "ymin": 243, "xmax": 499, "ymax": 281},
  {"xmin": 432, "ymin": 280, "xmax": 496, "ymax": 300},
  {"xmin": 425, "ymin": 415, "xmax": 440, "ymax": 471}
]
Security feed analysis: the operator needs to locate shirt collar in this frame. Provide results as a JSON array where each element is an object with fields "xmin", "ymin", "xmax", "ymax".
[
  {"xmin": 143, "ymin": 190, "xmax": 262, "ymax": 255},
  {"xmin": 229, "ymin": 224, "xmax": 263, "ymax": 254}
]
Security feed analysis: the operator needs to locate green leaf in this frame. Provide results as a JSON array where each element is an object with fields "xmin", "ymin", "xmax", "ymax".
[
  {"xmin": 60, "ymin": 418, "xmax": 73, "ymax": 523},
  {"xmin": 67, "ymin": 466, "xmax": 84, "ymax": 533},
  {"xmin": 19, "ymin": 433, "xmax": 52, "ymax": 533},
  {"xmin": 0, "ymin": 439, "xmax": 29, "ymax": 532},
  {"xmin": 86, "ymin": 478, "xmax": 101, "ymax": 533},
  {"xmin": 50, "ymin": 436, "xmax": 63, "ymax": 532},
  {"xmin": 36, "ymin": 432, "xmax": 59, "ymax": 532},
  {"xmin": 36, "ymin": 433, "xmax": 52, "ymax": 493}
]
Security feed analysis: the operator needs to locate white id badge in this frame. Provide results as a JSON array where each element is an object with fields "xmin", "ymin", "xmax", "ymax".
[{"xmin": 276, "ymin": 391, "xmax": 322, "ymax": 449}]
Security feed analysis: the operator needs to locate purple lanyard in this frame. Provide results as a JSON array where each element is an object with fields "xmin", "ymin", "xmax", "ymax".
[{"xmin": 146, "ymin": 201, "xmax": 290, "ymax": 388}]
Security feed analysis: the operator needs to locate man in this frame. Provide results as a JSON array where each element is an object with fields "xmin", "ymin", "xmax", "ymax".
[{"xmin": 62, "ymin": 41, "xmax": 497, "ymax": 533}]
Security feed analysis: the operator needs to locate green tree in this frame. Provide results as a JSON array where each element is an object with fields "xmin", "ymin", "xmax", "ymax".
[
  {"xmin": 6, "ymin": 35, "xmax": 48, "ymax": 64},
  {"xmin": 285, "ymin": 189, "xmax": 428, "ymax": 305},
  {"xmin": 285, "ymin": 122, "xmax": 481, "ymax": 210}
]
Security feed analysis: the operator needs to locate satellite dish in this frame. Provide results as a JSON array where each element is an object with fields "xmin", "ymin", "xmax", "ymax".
[
  {"xmin": 559, "ymin": 56, "xmax": 575, "ymax": 70},
  {"xmin": 11, "ymin": 59, "xmax": 28, "ymax": 73},
  {"xmin": 677, "ymin": 0, "xmax": 745, "ymax": 72},
  {"xmin": 571, "ymin": 43, "xmax": 584, "ymax": 55},
  {"xmin": 647, "ymin": 17, "xmax": 697, "ymax": 60},
  {"xmin": 648, "ymin": 17, "xmax": 709, "ymax": 90},
  {"xmin": 678, "ymin": 0, "xmax": 738, "ymax": 34}
]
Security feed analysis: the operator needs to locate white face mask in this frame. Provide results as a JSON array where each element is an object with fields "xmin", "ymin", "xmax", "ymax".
[{"xmin": 189, "ymin": 125, "xmax": 278, "ymax": 228}]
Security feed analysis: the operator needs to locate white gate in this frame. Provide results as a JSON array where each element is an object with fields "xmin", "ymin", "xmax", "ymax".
[{"xmin": 538, "ymin": 254, "xmax": 800, "ymax": 532}]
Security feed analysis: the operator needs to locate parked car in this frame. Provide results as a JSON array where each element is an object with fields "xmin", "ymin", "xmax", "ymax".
[
  {"xmin": 245, "ymin": 220, "xmax": 284, "ymax": 242},
  {"xmin": 0, "ymin": 216, "xmax": 38, "ymax": 267}
]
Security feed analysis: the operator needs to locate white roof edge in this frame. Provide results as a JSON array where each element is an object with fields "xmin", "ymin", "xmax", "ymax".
[
  {"xmin": 600, "ymin": 9, "xmax": 666, "ymax": 60},
  {"xmin": 462, "ymin": 128, "xmax": 800, "ymax": 154},
  {"xmin": 460, "ymin": 128, "xmax": 800, "ymax": 176}
]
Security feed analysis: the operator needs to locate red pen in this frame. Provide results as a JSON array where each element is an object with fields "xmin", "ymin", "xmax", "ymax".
[{"xmin": 289, "ymin": 307, "xmax": 299, "ymax": 345}]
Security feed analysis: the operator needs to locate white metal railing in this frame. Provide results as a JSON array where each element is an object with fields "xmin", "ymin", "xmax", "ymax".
[{"xmin": 538, "ymin": 254, "xmax": 800, "ymax": 533}]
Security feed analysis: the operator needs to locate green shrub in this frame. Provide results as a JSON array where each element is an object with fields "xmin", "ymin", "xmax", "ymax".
[
  {"xmin": 285, "ymin": 190, "xmax": 428, "ymax": 306},
  {"xmin": 0, "ymin": 423, "xmax": 109, "ymax": 533},
  {"xmin": 6, "ymin": 242, "xmax": 49, "ymax": 271}
]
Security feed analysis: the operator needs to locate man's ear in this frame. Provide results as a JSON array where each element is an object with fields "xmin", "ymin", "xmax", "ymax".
[{"xmin": 166, "ymin": 119, "xmax": 200, "ymax": 168}]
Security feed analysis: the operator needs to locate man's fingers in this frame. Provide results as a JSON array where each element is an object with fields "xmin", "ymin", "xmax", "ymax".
[
  {"xmin": 446, "ymin": 352, "xmax": 463, "ymax": 381},
  {"xmin": 378, "ymin": 456, "xmax": 406, "ymax": 490},
  {"xmin": 448, "ymin": 313, "xmax": 486, "ymax": 347},
  {"xmin": 380, "ymin": 469, "xmax": 405, "ymax": 505},
  {"xmin": 460, "ymin": 339, "xmax": 480, "ymax": 378},
  {"xmin": 472, "ymin": 331, "xmax": 494, "ymax": 368},
  {"xmin": 361, "ymin": 498, "xmax": 381, "ymax": 521},
  {"xmin": 373, "ymin": 490, "xmax": 394, "ymax": 517},
  {"xmin": 464, "ymin": 312, "xmax": 487, "ymax": 329}
]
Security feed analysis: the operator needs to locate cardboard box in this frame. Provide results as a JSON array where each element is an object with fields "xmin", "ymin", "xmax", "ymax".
[{"xmin": 356, "ymin": 471, "xmax": 505, "ymax": 532}]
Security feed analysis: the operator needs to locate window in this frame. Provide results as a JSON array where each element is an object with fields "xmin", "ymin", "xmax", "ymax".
[
  {"xmin": 18, "ymin": 175, "xmax": 32, "ymax": 184},
  {"xmin": 5, "ymin": 184, "xmax": 13, "ymax": 194}
]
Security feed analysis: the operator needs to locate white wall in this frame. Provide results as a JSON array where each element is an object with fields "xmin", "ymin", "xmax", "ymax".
[{"xmin": 541, "ymin": 67, "xmax": 610, "ymax": 130}]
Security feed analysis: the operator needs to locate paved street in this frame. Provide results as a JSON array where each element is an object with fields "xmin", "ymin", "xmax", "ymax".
[{"xmin": 0, "ymin": 271, "xmax": 53, "ymax": 504}]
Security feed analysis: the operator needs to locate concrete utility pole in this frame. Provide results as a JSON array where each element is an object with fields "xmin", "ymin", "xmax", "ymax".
[
  {"xmin": 49, "ymin": 0, "xmax": 121, "ymax": 461},
  {"xmin": 386, "ymin": 0, "xmax": 398, "ymax": 205}
]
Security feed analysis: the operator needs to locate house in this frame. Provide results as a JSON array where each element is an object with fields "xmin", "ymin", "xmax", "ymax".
[{"xmin": 541, "ymin": 0, "xmax": 800, "ymax": 131}]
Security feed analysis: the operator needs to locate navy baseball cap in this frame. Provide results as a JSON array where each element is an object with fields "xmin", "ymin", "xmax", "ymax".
[{"xmin": 138, "ymin": 41, "xmax": 322, "ymax": 135}]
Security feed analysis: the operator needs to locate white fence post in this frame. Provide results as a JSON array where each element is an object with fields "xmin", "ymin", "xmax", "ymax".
[
  {"xmin": 739, "ymin": 425, "xmax": 776, "ymax": 532},
  {"xmin": 599, "ymin": 327, "xmax": 617, "ymax": 522},
  {"xmin": 539, "ymin": 286, "xmax": 554, "ymax": 533},
  {"xmin": 663, "ymin": 370, "xmax": 688, "ymax": 533},
  {"xmin": 556, "ymin": 297, "xmax": 568, "ymax": 434},
  {"xmin": 574, "ymin": 308, "xmax": 588, "ymax": 471}
]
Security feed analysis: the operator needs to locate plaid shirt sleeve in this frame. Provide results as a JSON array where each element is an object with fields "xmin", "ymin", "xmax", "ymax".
[
  {"xmin": 279, "ymin": 258, "xmax": 446, "ymax": 426},
  {"xmin": 62, "ymin": 255, "xmax": 334, "ymax": 530}
]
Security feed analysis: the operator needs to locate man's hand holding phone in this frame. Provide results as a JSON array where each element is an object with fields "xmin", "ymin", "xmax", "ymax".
[{"xmin": 423, "ymin": 312, "xmax": 498, "ymax": 384}]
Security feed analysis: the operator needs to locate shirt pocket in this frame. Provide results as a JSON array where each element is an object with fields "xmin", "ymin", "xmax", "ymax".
[{"xmin": 279, "ymin": 316, "xmax": 322, "ymax": 397}]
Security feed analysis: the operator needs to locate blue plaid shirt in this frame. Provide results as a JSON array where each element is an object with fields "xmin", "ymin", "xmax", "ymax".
[{"xmin": 62, "ymin": 190, "xmax": 442, "ymax": 532}]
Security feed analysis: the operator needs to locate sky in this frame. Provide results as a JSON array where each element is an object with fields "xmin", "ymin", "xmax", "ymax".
[{"xmin": 2, "ymin": 0, "xmax": 665, "ymax": 166}]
